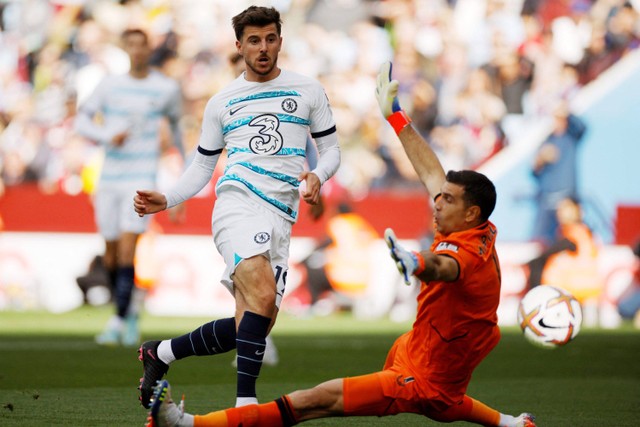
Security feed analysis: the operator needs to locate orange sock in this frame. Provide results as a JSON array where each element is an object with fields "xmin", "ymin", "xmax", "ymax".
[
  {"xmin": 430, "ymin": 395, "xmax": 500, "ymax": 426},
  {"xmin": 194, "ymin": 410, "xmax": 228, "ymax": 427},
  {"xmin": 194, "ymin": 397, "xmax": 297, "ymax": 427},
  {"xmin": 465, "ymin": 396, "xmax": 501, "ymax": 426}
]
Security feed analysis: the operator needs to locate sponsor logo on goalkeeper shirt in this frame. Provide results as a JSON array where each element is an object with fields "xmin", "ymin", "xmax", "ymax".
[{"xmin": 436, "ymin": 242, "xmax": 459, "ymax": 253}]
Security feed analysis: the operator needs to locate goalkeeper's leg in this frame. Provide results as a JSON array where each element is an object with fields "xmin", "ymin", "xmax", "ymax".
[{"xmin": 191, "ymin": 374, "xmax": 400, "ymax": 426}]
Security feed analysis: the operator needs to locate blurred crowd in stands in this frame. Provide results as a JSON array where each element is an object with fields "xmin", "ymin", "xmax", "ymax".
[{"xmin": 0, "ymin": 0, "xmax": 638, "ymax": 201}]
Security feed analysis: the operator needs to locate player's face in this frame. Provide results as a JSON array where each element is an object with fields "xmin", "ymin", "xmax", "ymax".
[
  {"xmin": 236, "ymin": 23, "xmax": 282, "ymax": 82},
  {"xmin": 123, "ymin": 33, "xmax": 151, "ymax": 73},
  {"xmin": 433, "ymin": 182, "xmax": 473, "ymax": 235}
]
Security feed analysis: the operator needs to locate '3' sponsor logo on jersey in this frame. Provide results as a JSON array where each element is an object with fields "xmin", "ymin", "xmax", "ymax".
[{"xmin": 248, "ymin": 114, "xmax": 283, "ymax": 155}]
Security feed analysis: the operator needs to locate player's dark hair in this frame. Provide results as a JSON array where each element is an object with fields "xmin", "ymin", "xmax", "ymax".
[
  {"xmin": 446, "ymin": 170, "xmax": 496, "ymax": 222},
  {"xmin": 121, "ymin": 28, "xmax": 149, "ymax": 44},
  {"xmin": 232, "ymin": 6, "xmax": 282, "ymax": 41}
]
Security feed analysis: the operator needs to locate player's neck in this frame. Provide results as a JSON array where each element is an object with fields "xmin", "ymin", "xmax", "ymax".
[
  {"xmin": 244, "ymin": 67, "xmax": 281, "ymax": 83},
  {"xmin": 129, "ymin": 65, "xmax": 151, "ymax": 79}
]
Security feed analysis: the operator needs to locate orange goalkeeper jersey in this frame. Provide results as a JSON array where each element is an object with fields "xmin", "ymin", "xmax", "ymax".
[{"xmin": 396, "ymin": 221, "xmax": 501, "ymax": 405}]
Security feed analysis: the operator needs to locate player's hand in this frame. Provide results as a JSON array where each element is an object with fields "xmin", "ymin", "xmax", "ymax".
[
  {"xmin": 298, "ymin": 172, "xmax": 321, "ymax": 205},
  {"xmin": 111, "ymin": 131, "xmax": 128, "ymax": 147},
  {"xmin": 134, "ymin": 190, "xmax": 168, "ymax": 217},
  {"xmin": 308, "ymin": 195, "xmax": 325, "ymax": 221},
  {"xmin": 375, "ymin": 61, "xmax": 402, "ymax": 119},
  {"xmin": 384, "ymin": 228, "xmax": 419, "ymax": 286}
]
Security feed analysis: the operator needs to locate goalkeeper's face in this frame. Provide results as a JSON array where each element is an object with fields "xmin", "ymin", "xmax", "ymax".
[
  {"xmin": 433, "ymin": 182, "xmax": 480, "ymax": 235},
  {"xmin": 236, "ymin": 23, "xmax": 282, "ymax": 82}
]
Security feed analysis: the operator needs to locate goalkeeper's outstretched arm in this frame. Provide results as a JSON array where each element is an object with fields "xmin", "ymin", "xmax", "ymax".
[{"xmin": 375, "ymin": 61, "xmax": 446, "ymax": 198}]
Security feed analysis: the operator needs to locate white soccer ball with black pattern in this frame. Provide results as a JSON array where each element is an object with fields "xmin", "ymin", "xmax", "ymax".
[{"xmin": 517, "ymin": 285, "xmax": 582, "ymax": 349}]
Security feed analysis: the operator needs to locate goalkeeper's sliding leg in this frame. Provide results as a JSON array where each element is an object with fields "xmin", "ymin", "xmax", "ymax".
[{"xmin": 146, "ymin": 371, "xmax": 535, "ymax": 427}]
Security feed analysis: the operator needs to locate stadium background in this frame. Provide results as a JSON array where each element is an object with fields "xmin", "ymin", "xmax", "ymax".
[{"xmin": 0, "ymin": 1, "xmax": 639, "ymax": 325}]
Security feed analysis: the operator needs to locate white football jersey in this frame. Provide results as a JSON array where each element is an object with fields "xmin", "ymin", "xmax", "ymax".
[
  {"xmin": 76, "ymin": 70, "xmax": 182, "ymax": 191},
  {"xmin": 200, "ymin": 69, "xmax": 336, "ymax": 222}
]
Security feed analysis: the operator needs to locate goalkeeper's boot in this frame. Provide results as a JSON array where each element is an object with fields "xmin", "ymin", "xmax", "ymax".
[
  {"xmin": 139, "ymin": 340, "xmax": 169, "ymax": 408},
  {"xmin": 514, "ymin": 413, "xmax": 536, "ymax": 427},
  {"xmin": 146, "ymin": 380, "xmax": 190, "ymax": 427}
]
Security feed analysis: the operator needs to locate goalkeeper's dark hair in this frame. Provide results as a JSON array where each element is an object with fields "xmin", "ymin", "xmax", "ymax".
[
  {"xmin": 232, "ymin": 6, "xmax": 282, "ymax": 41},
  {"xmin": 446, "ymin": 170, "xmax": 496, "ymax": 222}
]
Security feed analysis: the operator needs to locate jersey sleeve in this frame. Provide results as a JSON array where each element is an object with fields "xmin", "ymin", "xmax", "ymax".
[
  {"xmin": 74, "ymin": 78, "xmax": 113, "ymax": 144},
  {"xmin": 308, "ymin": 82, "xmax": 336, "ymax": 137},
  {"xmin": 165, "ymin": 80, "xmax": 185, "ymax": 159},
  {"xmin": 198, "ymin": 96, "xmax": 226, "ymax": 152}
]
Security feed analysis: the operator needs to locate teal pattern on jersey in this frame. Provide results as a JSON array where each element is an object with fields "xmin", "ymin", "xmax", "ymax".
[
  {"xmin": 223, "ymin": 114, "xmax": 310, "ymax": 135},
  {"xmin": 225, "ymin": 90, "xmax": 301, "ymax": 107},
  {"xmin": 217, "ymin": 174, "xmax": 297, "ymax": 220}
]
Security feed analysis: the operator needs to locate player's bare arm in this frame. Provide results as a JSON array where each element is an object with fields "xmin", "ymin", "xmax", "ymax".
[
  {"xmin": 384, "ymin": 228, "xmax": 459, "ymax": 285},
  {"xmin": 415, "ymin": 252, "xmax": 459, "ymax": 283}
]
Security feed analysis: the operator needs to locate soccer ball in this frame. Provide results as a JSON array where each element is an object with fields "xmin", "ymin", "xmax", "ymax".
[{"xmin": 517, "ymin": 285, "xmax": 582, "ymax": 349}]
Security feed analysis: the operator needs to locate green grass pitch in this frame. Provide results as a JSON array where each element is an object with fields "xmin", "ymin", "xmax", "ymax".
[{"xmin": 1, "ymin": 306, "xmax": 638, "ymax": 426}]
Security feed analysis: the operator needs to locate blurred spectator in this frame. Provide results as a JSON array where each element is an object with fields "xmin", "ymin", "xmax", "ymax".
[
  {"xmin": 299, "ymin": 202, "xmax": 379, "ymax": 315},
  {"xmin": 454, "ymin": 67, "xmax": 507, "ymax": 168},
  {"xmin": 0, "ymin": 0, "xmax": 637, "ymax": 202},
  {"xmin": 525, "ymin": 196, "xmax": 603, "ymax": 325},
  {"xmin": 605, "ymin": 1, "xmax": 640, "ymax": 55},
  {"xmin": 492, "ymin": 53, "xmax": 534, "ymax": 115},
  {"xmin": 549, "ymin": 0, "xmax": 592, "ymax": 66},
  {"xmin": 576, "ymin": 24, "xmax": 622, "ymax": 85},
  {"xmin": 531, "ymin": 102, "xmax": 587, "ymax": 246}
]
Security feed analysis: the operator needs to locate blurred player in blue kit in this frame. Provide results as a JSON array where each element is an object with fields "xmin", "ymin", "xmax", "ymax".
[
  {"xmin": 75, "ymin": 28, "xmax": 184, "ymax": 347},
  {"xmin": 133, "ymin": 5, "xmax": 340, "ymax": 409}
]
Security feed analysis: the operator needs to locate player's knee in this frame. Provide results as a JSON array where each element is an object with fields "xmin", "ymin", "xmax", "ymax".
[
  {"xmin": 235, "ymin": 283, "xmax": 277, "ymax": 318},
  {"xmin": 253, "ymin": 285, "xmax": 277, "ymax": 310},
  {"xmin": 235, "ymin": 258, "xmax": 277, "ymax": 307}
]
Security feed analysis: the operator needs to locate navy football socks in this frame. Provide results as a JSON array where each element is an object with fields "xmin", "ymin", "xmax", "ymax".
[
  {"xmin": 236, "ymin": 311, "xmax": 271, "ymax": 398},
  {"xmin": 171, "ymin": 317, "xmax": 236, "ymax": 359}
]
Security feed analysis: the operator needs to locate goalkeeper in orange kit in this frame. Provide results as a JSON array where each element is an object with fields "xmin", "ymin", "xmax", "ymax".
[{"xmin": 144, "ymin": 62, "xmax": 536, "ymax": 427}]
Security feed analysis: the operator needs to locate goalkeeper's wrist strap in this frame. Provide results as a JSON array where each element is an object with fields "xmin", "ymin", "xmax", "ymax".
[
  {"xmin": 412, "ymin": 251, "xmax": 426, "ymax": 275},
  {"xmin": 387, "ymin": 110, "xmax": 412, "ymax": 135}
]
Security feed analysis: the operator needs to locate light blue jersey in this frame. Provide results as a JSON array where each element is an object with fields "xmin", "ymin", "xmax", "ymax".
[
  {"xmin": 75, "ymin": 70, "xmax": 182, "ymax": 192},
  {"xmin": 200, "ymin": 69, "xmax": 336, "ymax": 222}
]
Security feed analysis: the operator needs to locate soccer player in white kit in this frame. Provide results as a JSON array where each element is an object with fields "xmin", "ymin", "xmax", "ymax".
[
  {"xmin": 75, "ymin": 28, "xmax": 184, "ymax": 347},
  {"xmin": 134, "ymin": 6, "xmax": 341, "ymax": 409}
]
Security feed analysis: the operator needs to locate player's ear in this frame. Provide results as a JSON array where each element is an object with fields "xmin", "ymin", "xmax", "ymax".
[{"xmin": 466, "ymin": 205, "xmax": 481, "ymax": 223}]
